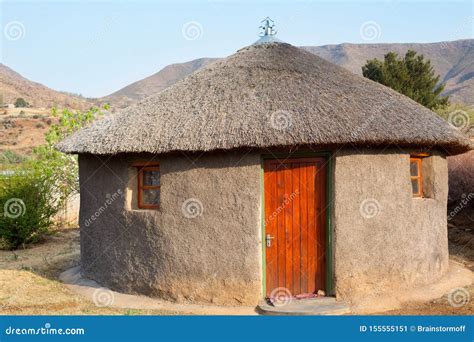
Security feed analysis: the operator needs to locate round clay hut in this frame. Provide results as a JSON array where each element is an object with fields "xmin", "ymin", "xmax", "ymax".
[{"xmin": 57, "ymin": 27, "xmax": 472, "ymax": 308}]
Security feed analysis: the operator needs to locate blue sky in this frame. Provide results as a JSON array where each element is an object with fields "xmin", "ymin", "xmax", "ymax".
[{"xmin": 0, "ymin": 0, "xmax": 473, "ymax": 98}]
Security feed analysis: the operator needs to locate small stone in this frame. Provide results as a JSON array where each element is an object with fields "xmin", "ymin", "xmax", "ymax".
[{"xmin": 317, "ymin": 290, "xmax": 325, "ymax": 296}]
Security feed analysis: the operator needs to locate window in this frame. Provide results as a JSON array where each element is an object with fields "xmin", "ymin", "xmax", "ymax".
[
  {"xmin": 410, "ymin": 157, "xmax": 423, "ymax": 197},
  {"xmin": 136, "ymin": 164, "xmax": 160, "ymax": 209}
]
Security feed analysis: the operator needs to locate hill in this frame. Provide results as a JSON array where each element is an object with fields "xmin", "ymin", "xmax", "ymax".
[
  {"xmin": 0, "ymin": 64, "xmax": 92, "ymax": 109},
  {"xmin": 304, "ymin": 39, "xmax": 474, "ymax": 105},
  {"xmin": 101, "ymin": 39, "xmax": 474, "ymax": 109},
  {"xmin": 100, "ymin": 58, "xmax": 217, "ymax": 109}
]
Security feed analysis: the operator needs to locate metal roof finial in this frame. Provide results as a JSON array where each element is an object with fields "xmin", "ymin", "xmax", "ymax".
[{"xmin": 259, "ymin": 17, "xmax": 277, "ymax": 37}]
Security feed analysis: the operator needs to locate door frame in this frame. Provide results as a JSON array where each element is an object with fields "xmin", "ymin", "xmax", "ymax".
[{"xmin": 260, "ymin": 151, "xmax": 334, "ymax": 298}]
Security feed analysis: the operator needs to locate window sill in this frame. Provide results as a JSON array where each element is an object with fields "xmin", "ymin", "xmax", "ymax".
[{"xmin": 128, "ymin": 208, "xmax": 161, "ymax": 212}]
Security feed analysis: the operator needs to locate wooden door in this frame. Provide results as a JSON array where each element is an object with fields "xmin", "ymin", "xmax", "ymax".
[{"xmin": 264, "ymin": 158, "xmax": 327, "ymax": 298}]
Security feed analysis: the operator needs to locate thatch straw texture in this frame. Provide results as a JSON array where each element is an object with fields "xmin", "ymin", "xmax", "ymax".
[{"xmin": 57, "ymin": 43, "xmax": 472, "ymax": 155}]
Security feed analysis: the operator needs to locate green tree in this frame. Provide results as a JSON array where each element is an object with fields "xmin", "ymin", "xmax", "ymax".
[
  {"xmin": 362, "ymin": 50, "xmax": 449, "ymax": 110},
  {"xmin": 14, "ymin": 98, "xmax": 29, "ymax": 108},
  {"xmin": 32, "ymin": 106, "xmax": 105, "ymax": 199},
  {"xmin": 0, "ymin": 106, "xmax": 105, "ymax": 249}
]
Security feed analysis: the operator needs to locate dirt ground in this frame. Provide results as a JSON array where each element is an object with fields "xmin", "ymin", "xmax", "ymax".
[
  {"xmin": 0, "ymin": 108, "xmax": 55, "ymax": 158},
  {"xmin": 0, "ymin": 228, "xmax": 175, "ymax": 315},
  {"xmin": 0, "ymin": 223, "xmax": 472, "ymax": 315}
]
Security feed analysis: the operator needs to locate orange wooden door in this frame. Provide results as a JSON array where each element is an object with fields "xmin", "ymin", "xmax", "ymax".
[{"xmin": 264, "ymin": 158, "xmax": 327, "ymax": 298}]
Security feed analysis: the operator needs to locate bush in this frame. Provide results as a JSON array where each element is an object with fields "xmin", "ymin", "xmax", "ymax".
[
  {"xmin": 0, "ymin": 151, "xmax": 27, "ymax": 165},
  {"xmin": 0, "ymin": 169, "xmax": 58, "ymax": 249},
  {"xmin": 362, "ymin": 50, "xmax": 449, "ymax": 110},
  {"xmin": 0, "ymin": 106, "xmax": 105, "ymax": 249},
  {"xmin": 14, "ymin": 98, "xmax": 29, "ymax": 108}
]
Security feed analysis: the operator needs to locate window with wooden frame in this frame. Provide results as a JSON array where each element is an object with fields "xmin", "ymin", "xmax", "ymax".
[
  {"xmin": 135, "ymin": 163, "xmax": 160, "ymax": 209},
  {"xmin": 410, "ymin": 157, "xmax": 423, "ymax": 197}
]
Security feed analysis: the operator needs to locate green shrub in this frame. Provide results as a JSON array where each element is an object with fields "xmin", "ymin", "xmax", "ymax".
[
  {"xmin": 0, "ymin": 170, "xmax": 58, "ymax": 249},
  {"xmin": 0, "ymin": 151, "xmax": 27, "ymax": 165},
  {"xmin": 0, "ymin": 105, "xmax": 105, "ymax": 249},
  {"xmin": 362, "ymin": 50, "xmax": 449, "ymax": 110},
  {"xmin": 14, "ymin": 98, "xmax": 29, "ymax": 108}
]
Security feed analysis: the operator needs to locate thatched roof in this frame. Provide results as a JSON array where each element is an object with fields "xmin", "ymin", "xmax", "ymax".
[{"xmin": 58, "ymin": 42, "xmax": 472, "ymax": 155}]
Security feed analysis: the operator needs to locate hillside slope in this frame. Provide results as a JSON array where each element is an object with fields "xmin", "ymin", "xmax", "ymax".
[
  {"xmin": 101, "ymin": 39, "xmax": 474, "ymax": 109},
  {"xmin": 100, "ymin": 58, "xmax": 217, "ymax": 109},
  {"xmin": 0, "ymin": 64, "xmax": 91, "ymax": 109},
  {"xmin": 304, "ymin": 39, "xmax": 474, "ymax": 105}
]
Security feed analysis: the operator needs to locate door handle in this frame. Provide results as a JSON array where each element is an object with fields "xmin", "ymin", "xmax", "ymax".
[{"xmin": 266, "ymin": 234, "xmax": 275, "ymax": 247}]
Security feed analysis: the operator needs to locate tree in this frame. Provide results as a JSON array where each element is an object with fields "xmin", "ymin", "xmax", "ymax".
[
  {"xmin": 14, "ymin": 98, "xmax": 29, "ymax": 108},
  {"xmin": 0, "ymin": 106, "xmax": 105, "ymax": 249},
  {"xmin": 32, "ymin": 106, "xmax": 105, "ymax": 197},
  {"xmin": 362, "ymin": 50, "xmax": 449, "ymax": 110}
]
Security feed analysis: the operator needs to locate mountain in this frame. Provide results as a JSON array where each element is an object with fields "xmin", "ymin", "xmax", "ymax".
[
  {"xmin": 304, "ymin": 39, "xmax": 474, "ymax": 105},
  {"xmin": 0, "ymin": 64, "xmax": 91, "ymax": 109},
  {"xmin": 101, "ymin": 39, "xmax": 474, "ymax": 109},
  {"xmin": 100, "ymin": 58, "xmax": 217, "ymax": 109}
]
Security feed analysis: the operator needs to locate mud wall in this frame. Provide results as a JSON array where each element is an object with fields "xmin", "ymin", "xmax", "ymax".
[
  {"xmin": 78, "ymin": 151, "xmax": 262, "ymax": 305},
  {"xmin": 332, "ymin": 149, "xmax": 449, "ymax": 303}
]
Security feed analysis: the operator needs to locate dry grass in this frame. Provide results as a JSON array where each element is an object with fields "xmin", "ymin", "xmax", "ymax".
[
  {"xmin": 0, "ymin": 110, "xmax": 56, "ymax": 158},
  {"xmin": 0, "ymin": 225, "xmax": 472, "ymax": 315},
  {"xmin": 0, "ymin": 228, "xmax": 172, "ymax": 315}
]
